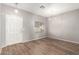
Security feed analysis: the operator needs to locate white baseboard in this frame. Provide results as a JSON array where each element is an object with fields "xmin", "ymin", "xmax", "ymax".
[
  {"xmin": 22, "ymin": 36, "xmax": 47, "ymax": 43},
  {"xmin": 1, "ymin": 36, "xmax": 47, "ymax": 48},
  {"xmin": 48, "ymin": 35, "xmax": 79, "ymax": 44}
]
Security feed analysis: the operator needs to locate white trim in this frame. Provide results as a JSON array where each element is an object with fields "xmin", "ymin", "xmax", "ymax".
[
  {"xmin": 1, "ymin": 36, "xmax": 46, "ymax": 48},
  {"xmin": 22, "ymin": 36, "xmax": 47, "ymax": 43},
  {"xmin": 1, "ymin": 41, "xmax": 23, "ymax": 48},
  {"xmin": 49, "ymin": 35, "xmax": 79, "ymax": 44}
]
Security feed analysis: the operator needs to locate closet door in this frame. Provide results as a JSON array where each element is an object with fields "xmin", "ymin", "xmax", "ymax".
[{"xmin": 6, "ymin": 14, "xmax": 23, "ymax": 45}]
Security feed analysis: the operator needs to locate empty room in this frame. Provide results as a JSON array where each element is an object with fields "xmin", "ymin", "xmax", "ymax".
[{"xmin": 0, "ymin": 3, "xmax": 79, "ymax": 55}]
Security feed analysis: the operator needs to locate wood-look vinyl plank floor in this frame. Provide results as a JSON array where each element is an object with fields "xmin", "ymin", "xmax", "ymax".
[{"xmin": 1, "ymin": 37, "xmax": 79, "ymax": 55}]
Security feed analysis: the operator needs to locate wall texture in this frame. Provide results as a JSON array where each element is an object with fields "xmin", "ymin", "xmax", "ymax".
[
  {"xmin": 0, "ymin": 4, "xmax": 47, "ymax": 47},
  {"xmin": 48, "ymin": 9, "xmax": 79, "ymax": 44}
]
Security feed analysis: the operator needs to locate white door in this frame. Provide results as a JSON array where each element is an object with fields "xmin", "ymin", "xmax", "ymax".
[{"xmin": 6, "ymin": 14, "xmax": 23, "ymax": 45}]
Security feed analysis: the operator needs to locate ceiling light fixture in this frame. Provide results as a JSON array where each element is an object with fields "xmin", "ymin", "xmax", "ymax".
[
  {"xmin": 40, "ymin": 5, "xmax": 45, "ymax": 9},
  {"xmin": 14, "ymin": 3, "xmax": 19, "ymax": 13},
  {"xmin": 14, "ymin": 9, "xmax": 18, "ymax": 13}
]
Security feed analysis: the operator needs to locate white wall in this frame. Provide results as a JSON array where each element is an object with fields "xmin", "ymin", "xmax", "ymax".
[
  {"xmin": 0, "ymin": 4, "xmax": 6, "ymax": 48},
  {"xmin": 48, "ymin": 9, "xmax": 79, "ymax": 44},
  {"xmin": 0, "ymin": 4, "xmax": 47, "ymax": 47}
]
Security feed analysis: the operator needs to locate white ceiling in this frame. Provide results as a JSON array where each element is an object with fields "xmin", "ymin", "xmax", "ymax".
[{"xmin": 4, "ymin": 3, "xmax": 79, "ymax": 17}]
